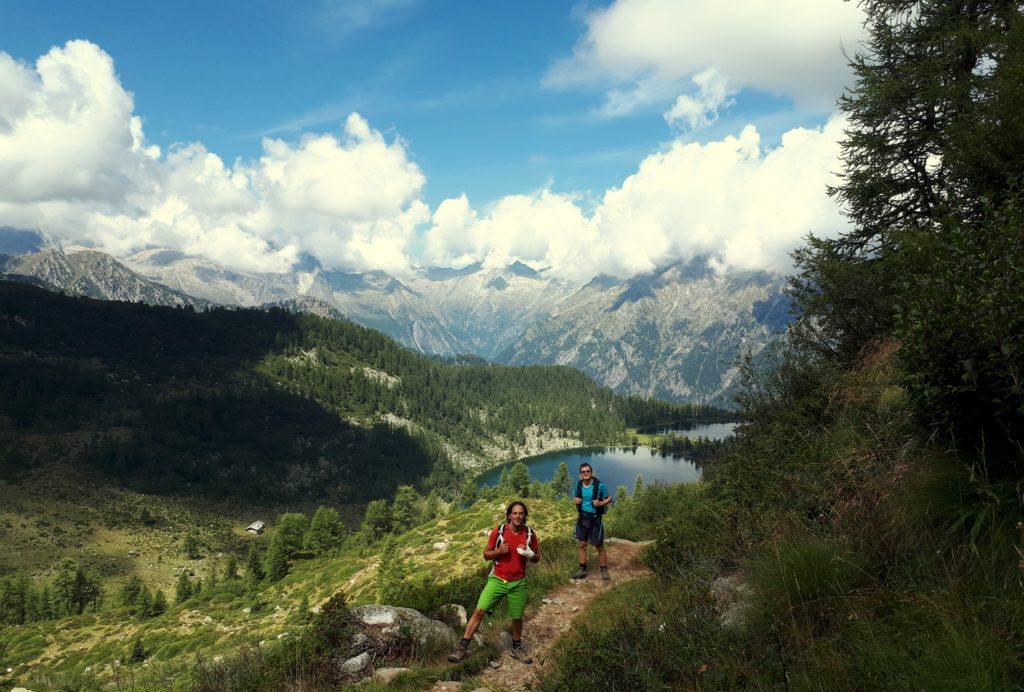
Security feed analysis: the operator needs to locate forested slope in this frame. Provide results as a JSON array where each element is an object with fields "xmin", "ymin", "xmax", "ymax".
[{"xmin": 0, "ymin": 281, "xmax": 719, "ymax": 501}]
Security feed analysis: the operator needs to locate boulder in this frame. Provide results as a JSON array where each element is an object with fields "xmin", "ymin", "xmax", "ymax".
[
  {"xmin": 373, "ymin": 667, "xmax": 410, "ymax": 684},
  {"xmin": 351, "ymin": 632, "xmax": 369, "ymax": 648},
  {"xmin": 340, "ymin": 652, "xmax": 371, "ymax": 674},
  {"xmin": 351, "ymin": 605, "xmax": 457, "ymax": 648},
  {"xmin": 710, "ymin": 575, "xmax": 751, "ymax": 629},
  {"xmin": 438, "ymin": 603, "xmax": 467, "ymax": 630},
  {"xmin": 432, "ymin": 541, "xmax": 449, "ymax": 551}
]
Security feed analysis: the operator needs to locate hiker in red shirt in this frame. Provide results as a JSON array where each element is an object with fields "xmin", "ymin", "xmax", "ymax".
[{"xmin": 448, "ymin": 500, "xmax": 540, "ymax": 664}]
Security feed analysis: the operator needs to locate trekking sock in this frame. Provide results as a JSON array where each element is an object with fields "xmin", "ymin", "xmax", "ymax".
[
  {"xmin": 459, "ymin": 638, "xmax": 470, "ymax": 650},
  {"xmin": 579, "ymin": 563, "xmax": 587, "ymax": 571},
  {"xmin": 512, "ymin": 639, "xmax": 522, "ymax": 649}
]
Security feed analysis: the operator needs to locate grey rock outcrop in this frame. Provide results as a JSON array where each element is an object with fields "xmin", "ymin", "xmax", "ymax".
[{"xmin": 351, "ymin": 605, "xmax": 457, "ymax": 648}]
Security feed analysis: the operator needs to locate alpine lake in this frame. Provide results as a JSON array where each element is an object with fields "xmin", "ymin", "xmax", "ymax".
[{"xmin": 477, "ymin": 420, "xmax": 737, "ymax": 493}]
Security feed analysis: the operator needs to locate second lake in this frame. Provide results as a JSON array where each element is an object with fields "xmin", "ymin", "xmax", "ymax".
[
  {"xmin": 476, "ymin": 445, "xmax": 703, "ymax": 494},
  {"xmin": 477, "ymin": 420, "xmax": 737, "ymax": 493}
]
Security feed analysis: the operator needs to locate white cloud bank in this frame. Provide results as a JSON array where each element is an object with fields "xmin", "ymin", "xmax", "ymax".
[
  {"xmin": 424, "ymin": 116, "xmax": 848, "ymax": 282},
  {"xmin": 0, "ymin": 41, "xmax": 426, "ymax": 274},
  {"xmin": 1, "ymin": 40, "xmax": 848, "ymax": 283},
  {"xmin": 546, "ymin": 0, "xmax": 866, "ymax": 117}
]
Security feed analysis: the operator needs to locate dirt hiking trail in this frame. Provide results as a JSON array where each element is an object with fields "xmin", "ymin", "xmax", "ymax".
[{"xmin": 473, "ymin": 537, "xmax": 651, "ymax": 692}]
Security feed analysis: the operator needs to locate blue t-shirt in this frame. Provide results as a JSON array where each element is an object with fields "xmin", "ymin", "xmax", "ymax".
[{"xmin": 579, "ymin": 481, "xmax": 604, "ymax": 515}]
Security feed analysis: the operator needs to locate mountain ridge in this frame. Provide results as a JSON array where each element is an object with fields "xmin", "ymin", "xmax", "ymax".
[{"xmin": 0, "ymin": 229, "xmax": 788, "ymax": 403}]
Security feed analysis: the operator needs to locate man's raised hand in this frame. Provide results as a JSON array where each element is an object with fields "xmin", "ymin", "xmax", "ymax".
[{"xmin": 516, "ymin": 545, "xmax": 535, "ymax": 559}]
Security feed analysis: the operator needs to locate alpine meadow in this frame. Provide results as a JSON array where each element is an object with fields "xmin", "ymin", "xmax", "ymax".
[{"xmin": 0, "ymin": 1, "xmax": 1022, "ymax": 690}]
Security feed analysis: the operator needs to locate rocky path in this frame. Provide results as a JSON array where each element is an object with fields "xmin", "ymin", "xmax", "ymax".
[{"xmin": 472, "ymin": 538, "xmax": 651, "ymax": 692}]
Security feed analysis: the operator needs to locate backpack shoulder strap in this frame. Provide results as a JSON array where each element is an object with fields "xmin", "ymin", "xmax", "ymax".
[
  {"xmin": 495, "ymin": 522, "xmax": 507, "ymax": 548},
  {"xmin": 574, "ymin": 480, "xmax": 583, "ymax": 498}
]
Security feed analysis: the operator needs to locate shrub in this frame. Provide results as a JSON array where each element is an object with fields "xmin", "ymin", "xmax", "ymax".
[{"xmin": 638, "ymin": 491, "xmax": 730, "ymax": 583}]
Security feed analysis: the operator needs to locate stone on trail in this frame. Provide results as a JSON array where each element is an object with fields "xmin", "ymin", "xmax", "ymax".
[
  {"xmin": 340, "ymin": 652, "xmax": 371, "ymax": 674},
  {"xmin": 488, "ymin": 660, "xmax": 502, "ymax": 669},
  {"xmin": 431, "ymin": 682, "xmax": 462, "ymax": 691},
  {"xmin": 497, "ymin": 631, "xmax": 514, "ymax": 651},
  {"xmin": 351, "ymin": 632, "xmax": 369, "ymax": 647},
  {"xmin": 432, "ymin": 541, "xmax": 449, "ymax": 551},
  {"xmin": 373, "ymin": 667, "xmax": 410, "ymax": 684}
]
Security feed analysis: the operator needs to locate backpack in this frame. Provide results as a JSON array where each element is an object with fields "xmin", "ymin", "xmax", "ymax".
[{"xmin": 574, "ymin": 478, "xmax": 608, "ymax": 517}]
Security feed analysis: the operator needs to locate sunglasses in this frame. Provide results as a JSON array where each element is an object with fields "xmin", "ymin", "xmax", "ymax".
[{"xmin": 580, "ymin": 470, "xmax": 592, "ymax": 474}]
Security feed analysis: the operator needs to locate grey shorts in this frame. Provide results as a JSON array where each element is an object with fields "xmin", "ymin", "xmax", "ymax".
[{"xmin": 574, "ymin": 514, "xmax": 605, "ymax": 546}]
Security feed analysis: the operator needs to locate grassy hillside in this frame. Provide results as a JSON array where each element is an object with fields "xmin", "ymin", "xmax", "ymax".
[{"xmin": 0, "ymin": 495, "xmax": 576, "ymax": 688}]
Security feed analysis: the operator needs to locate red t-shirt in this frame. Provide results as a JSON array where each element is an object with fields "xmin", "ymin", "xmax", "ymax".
[{"xmin": 486, "ymin": 524, "xmax": 539, "ymax": 582}]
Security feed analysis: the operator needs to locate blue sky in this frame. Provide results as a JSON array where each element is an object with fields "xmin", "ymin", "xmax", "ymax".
[
  {"xmin": 0, "ymin": 0, "xmax": 865, "ymax": 279},
  {"xmin": 4, "ymin": 0, "xmax": 644, "ymax": 204}
]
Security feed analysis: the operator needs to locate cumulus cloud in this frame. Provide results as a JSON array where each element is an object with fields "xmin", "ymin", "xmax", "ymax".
[
  {"xmin": 0, "ymin": 42, "xmax": 426, "ymax": 274},
  {"xmin": 424, "ymin": 116, "xmax": 848, "ymax": 280},
  {"xmin": 663, "ymin": 67, "xmax": 734, "ymax": 130},
  {"xmin": 423, "ymin": 190, "xmax": 596, "ymax": 282},
  {"xmin": 546, "ymin": 0, "xmax": 865, "ymax": 116}
]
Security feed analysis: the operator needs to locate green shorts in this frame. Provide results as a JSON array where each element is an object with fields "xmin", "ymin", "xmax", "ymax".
[{"xmin": 476, "ymin": 575, "xmax": 527, "ymax": 619}]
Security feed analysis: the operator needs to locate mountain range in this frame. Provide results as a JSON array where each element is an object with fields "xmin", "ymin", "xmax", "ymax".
[{"xmin": 0, "ymin": 228, "xmax": 789, "ymax": 404}]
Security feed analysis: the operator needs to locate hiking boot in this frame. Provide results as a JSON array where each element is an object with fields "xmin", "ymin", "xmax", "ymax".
[
  {"xmin": 600, "ymin": 566, "xmax": 610, "ymax": 581},
  {"xmin": 447, "ymin": 646, "xmax": 468, "ymax": 663},
  {"xmin": 571, "ymin": 566, "xmax": 588, "ymax": 579},
  {"xmin": 510, "ymin": 643, "xmax": 533, "ymax": 664}
]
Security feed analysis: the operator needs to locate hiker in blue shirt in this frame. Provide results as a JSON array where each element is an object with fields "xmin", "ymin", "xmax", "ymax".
[{"xmin": 572, "ymin": 462, "xmax": 612, "ymax": 580}]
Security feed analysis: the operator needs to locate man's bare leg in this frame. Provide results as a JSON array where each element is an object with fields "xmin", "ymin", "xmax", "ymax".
[
  {"xmin": 450, "ymin": 607, "xmax": 487, "ymax": 661},
  {"xmin": 460, "ymin": 607, "xmax": 486, "ymax": 642}
]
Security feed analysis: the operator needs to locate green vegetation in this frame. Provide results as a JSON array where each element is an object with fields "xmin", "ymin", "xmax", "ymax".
[
  {"xmin": 0, "ymin": 494, "xmax": 576, "ymax": 686},
  {"xmin": 545, "ymin": 2, "xmax": 1024, "ymax": 688}
]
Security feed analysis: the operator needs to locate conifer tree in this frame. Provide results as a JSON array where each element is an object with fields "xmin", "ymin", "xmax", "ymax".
[
  {"xmin": 129, "ymin": 637, "xmax": 146, "ymax": 663},
  {"xmin": 304, "ymin": 506, "xmax": 345, "ymax": 555},
  {"xmin": 390, "ymin": 485, "xmax": 421, "ymax": 533},
  {"xmin": 616, "ymin": 485, "xmax": 628, "ymax": 504},
  {"xmin": 245, "ymin": 542, "xmax": 265, "ymax": 582},
  {"xmin": 182, "ymin": 531, "xmax": 201, "ymax": 560},
  {"xmin": 264, "ymin": 532, "xmax": 290, "ymax": 582},
  {"xmin": 509, "ymin": 462, "xmax": 530, "ymax": 497},
  {"xmin": 552, "ymin": 462, "xmax": 571, "ymax": 499},
  {"xmin": 175, "ymin": 573, "xmax": 193, "ymax": 604},
  {"xmin": 297, "ymin": 595, "xmax": 311, "ymax": 623},
  {"xmin": 275, "ymin": 513, "xmax": 310, "ymax": 555},
  {"xmin": 151, "ymin": 589, "xmax": 167, "ymax": 616},
  {"xmin": 359, "ymin": 499, "xmax": 391, "ymax": 543},
  {"xmin": 376, "ymin": 536, "xmax": 407, "ymax": 604},
  {"xmin": 633, "ymin": 474, "xmax": 644, "ymax": 498},
  {"xmin": 121, "ymin": 575, "xmax": 143, "ymax": 608},
  {"xmin": 223, "ymin": 553, "xmax": 239, "ymax": 581},
  {"xmin": 460, "ymin": 478, "xmax": 478, "ymax": 507},
  {"xmin": 136, "ymin": 585, "xmax": 152, "ymax": 617}
]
